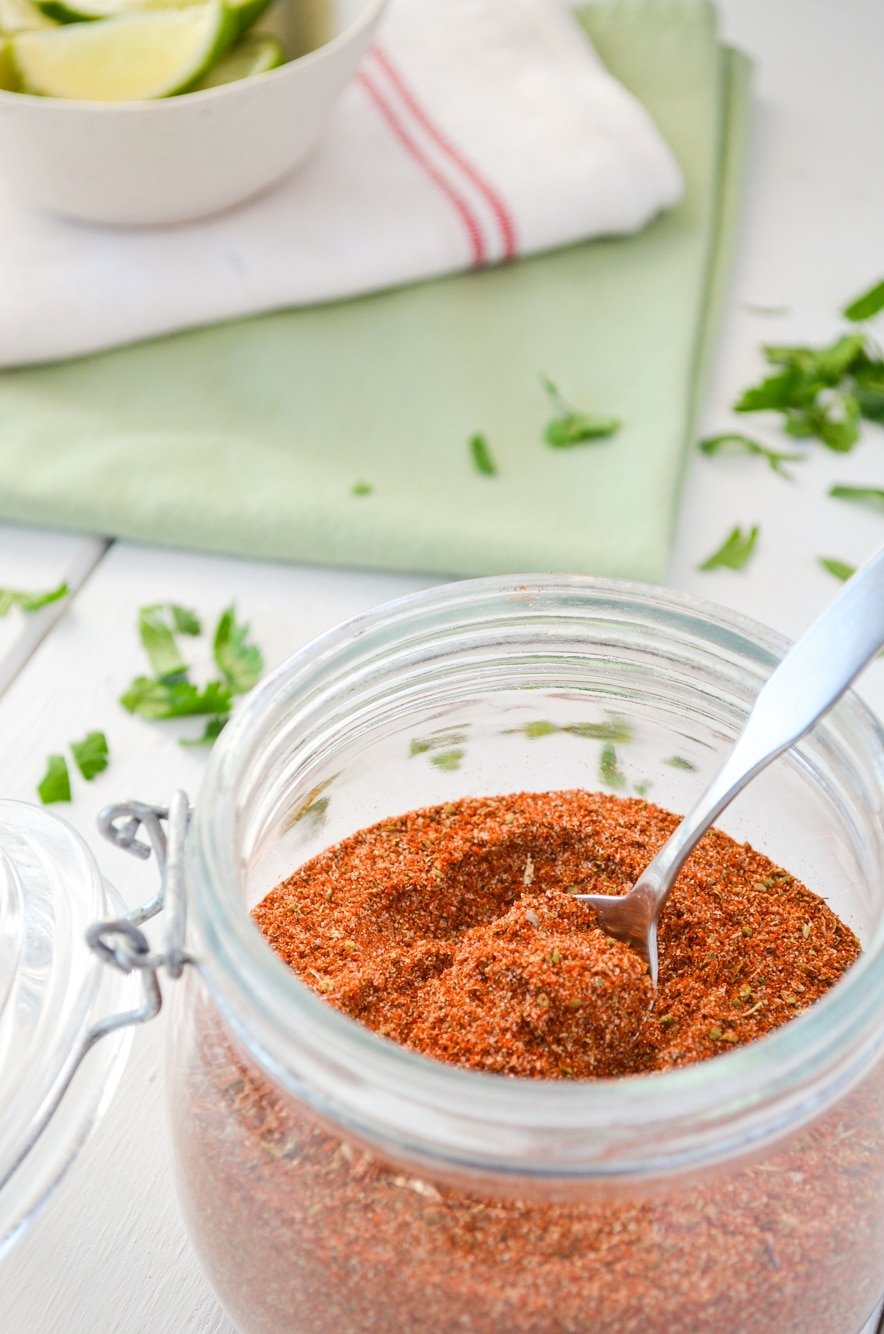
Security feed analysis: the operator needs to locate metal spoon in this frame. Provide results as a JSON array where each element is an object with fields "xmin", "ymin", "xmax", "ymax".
[{"xmin": 575, "ymin": 544, "xmax": 884, "ymax": 984}]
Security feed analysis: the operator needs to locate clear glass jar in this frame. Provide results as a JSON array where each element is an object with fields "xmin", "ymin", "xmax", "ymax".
[{"xmin": 169, "ymin": 576, "xmax": 884, "ymax": 1334}]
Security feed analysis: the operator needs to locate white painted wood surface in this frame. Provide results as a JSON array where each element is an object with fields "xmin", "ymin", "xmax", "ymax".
[
  {"xmin": 668, "ymin": 0, "xmax": 884, "ymax": 732},
  {"xmin": 3, "ymin": 1, "xmax": 884, "ymax": 1330},
  {"xmin": 0, "ymin": 529, "xmax": 107, "ymax": 695},
  {"xmin": 1, "ymin": 545, "xmax": 432, "ymax": 1334}
]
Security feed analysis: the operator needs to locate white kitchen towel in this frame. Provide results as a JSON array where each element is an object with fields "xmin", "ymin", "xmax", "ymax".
[{"xmin": 0, "ymin": 0, "xmax": 683, "ymax": 368}]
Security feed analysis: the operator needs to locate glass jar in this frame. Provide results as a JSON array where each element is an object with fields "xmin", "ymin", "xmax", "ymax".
[{"xmin": 166, "ymin": 576, "xmax": 884, "ymax": 1334}]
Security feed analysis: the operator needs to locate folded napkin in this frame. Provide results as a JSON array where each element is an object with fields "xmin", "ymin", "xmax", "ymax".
[
  {"xmin": 0, "ymin": 0, "xmax": 749, "ymax": 582},
  {"xmin": 0, "ymin": 0, "xmax": 683, "ymax": 368}
]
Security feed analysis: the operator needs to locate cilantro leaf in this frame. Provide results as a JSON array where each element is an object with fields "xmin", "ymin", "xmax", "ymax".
[
  {"xmin": 734, "ymin": 367, "xmax": 805, "ymax": 413},
  {"xmin": 38, "ymin": 754, "xmax": 71, "ymax": 804},
  {"xmin": 699, "ymin": 524, "xmax": 760, "ymax": 572},
  {"xmin": 213, "ymin": 605, "xmax": 263, "ymax": 694},
  {"xmin": 70, "ymin": 730, "xmax": 109, "ymax": 781},
  {"xmin": 829, "ymin": 484, "xmax": 884, "ymax": 510},
  {"xmin": 120, "ymin": 676, "xmax": 233, "ymax": 720},
  {"xmin": 819, "ymin": 557, "xmax": 856, "ymax": 583},
  {"xmin": 541, "ymin": 377, "xmax": 620, "ymax": 447},
  {"xmin": 763, "ymin": 334, "xmax": 867, "ymax": 382},
  {"xmin": 0, "ymin": 581, "xmax": 68, "ymax": 617},
  {"xmin": 170, "ymin": 605, "xmax": 201, "ymax": 636},
  {"xmin": 699, "ymin": 433, "xmax": 804, "ymax": 478},
  {"xmin": 469, "ymin": 433, "xmax": 497, "ymax": 476},
  {"xmin": 783, "ymin": 391, "xmax": 861, "ymax": 452},
  {"xmin": 138, "ymin": 605, "xmax": 189, "ymax": 680},
  {"xmin": 352, "ymin": 481, "xmax": 373, "ymax": 496},
  {"xmin": 855, "ymin": 361, "xmax": 884, "ymax": 423},
  {"xmin": 734, "ymin": 336, "xmax": 871, "ymax": 453},
  {"xmin": 180, "ymin": 717, "xmax": 228, "ymax": 747},
  {"xmin": 843, "ymin": 279, "xmax": 884, "ymax": 323}
]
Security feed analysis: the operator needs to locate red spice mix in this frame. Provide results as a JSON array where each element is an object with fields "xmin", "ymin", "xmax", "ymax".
[
  {"xmin": 173, "ymin": 792, "xmax": 884, "ymax": 1334},
  {"xmin": 254, "ymin": 791, "xmax": 859, "ymax": 1077}
]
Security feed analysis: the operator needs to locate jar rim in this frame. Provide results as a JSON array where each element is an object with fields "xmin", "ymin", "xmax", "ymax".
[{"xmin": 190, "ymin": 575, "xmax": 884, "ymax": 1179}]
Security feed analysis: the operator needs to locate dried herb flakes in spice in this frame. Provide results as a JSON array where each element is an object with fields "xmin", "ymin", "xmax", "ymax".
[{"xmin": 253, "ymin": 790, "xmax": 860, "ymax": 1079}]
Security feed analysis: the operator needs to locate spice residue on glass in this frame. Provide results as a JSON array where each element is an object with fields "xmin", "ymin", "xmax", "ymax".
[{"xmin": 254, "ymin": 790, "xmax": 860, "ymax": 1076}]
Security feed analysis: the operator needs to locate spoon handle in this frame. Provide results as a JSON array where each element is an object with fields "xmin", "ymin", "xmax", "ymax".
[{"xmin": 644, "ymin": 543, "xmax": 884, "ymax": 895}]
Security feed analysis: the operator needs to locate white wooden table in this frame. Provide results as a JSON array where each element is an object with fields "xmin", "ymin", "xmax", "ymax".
[{"xmin": 4, "ymin": 1, "xmax": 884, "ymax": 1329}]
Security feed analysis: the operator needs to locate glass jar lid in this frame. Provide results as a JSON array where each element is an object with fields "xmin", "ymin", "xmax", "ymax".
[{"xmin": 0, "ymin": 800, "xmax": 137, "ymax": 1258}]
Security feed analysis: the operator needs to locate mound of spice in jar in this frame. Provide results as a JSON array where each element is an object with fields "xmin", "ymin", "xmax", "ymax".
[
  {"xmin": 175, "ymin": 791, "xmax": 882, "ymax": 1334},
  {"xmin": 254, "ymin": 790, "xmax": 860, "ymax": 1077}
]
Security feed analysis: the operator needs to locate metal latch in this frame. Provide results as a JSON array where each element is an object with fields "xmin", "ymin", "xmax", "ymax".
[{"xmin": 88, "ymin": 788, "xmax": 193, "ymax": 1033}]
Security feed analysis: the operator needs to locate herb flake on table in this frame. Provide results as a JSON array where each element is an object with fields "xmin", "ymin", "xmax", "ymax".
[
  {"xmin": 38, "ymin": 754, "xmax": 71, "ymax": 804},
  {"xmin": 352, "ymin": 481, "xmax": 373, "ymax": 496},
  {"xmin": 828, "ymin": 484, "xmax": 884, "ymax": 511},
  {"xmin": 699, "ymin": 524, "xmax": 759, "ymax": 572},
  {"xmin": 843, "ymin": 279, "xmax": 884, "ymax": 323},
  {"xmin": 819, "ymin": 557, "xmax": 856, "ymax": 582},
  {"xmin": 541, "ymin": 377, "xmax": 620, "ymax": 448},
  {"xmin": 699, "ymin": 433, "xmax": 804, "ymax": 478},
  {"xmin": 214, "ymin": 605, "xmax": 263, "ymax": 694},
  {"xmin": 732, "ymin": 330, "xmax": 884, "ymax": 452},
  {"xmin": 121, "ymin": 601, "xmax": 264, "ymax": 742},
  {"xmin": 0, "ymin": 580, "xmax": 69, "ymax": 617},
  {"xmin": 138, "ymin": 603, "xmax": 199, "ymax": 679},
  {"xmin": 71, "ymin": 730, "xmax": 109, "ymax": 780},
  {"xmin": 469, "ymin": 434, "xmax": 497, "ymax": 476},
  {"xmin": 120, "ymin": 675, "xmax": 233, "ymax": 720}
]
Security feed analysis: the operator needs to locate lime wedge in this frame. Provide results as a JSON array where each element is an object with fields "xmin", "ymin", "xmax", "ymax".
[
  {"xmin": 193, "ymin": 31, "xmax": 281, "ymax": 88},
  {"xmin": 0, "ymin": 36, "xmax": 16, "ymax": 86},
  {"xmin": 33, "ymin": 0, "xmax": 271, "ymax": 33},
  {"xmin": 12, "ymin": 2, "xmax": 235, "ymax": 98},
  {"xmin": 0, "ymin": 0, "xmax": 55, "ymax": 31},
  {"xmin": 34, "ymin": 0, "xmax": 193, "ymax": 20}
]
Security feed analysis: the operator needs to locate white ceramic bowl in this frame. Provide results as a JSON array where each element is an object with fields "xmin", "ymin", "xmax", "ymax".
[{"xmin": 0, "ymin": 0, "xmax": 386, "ymax": 225}]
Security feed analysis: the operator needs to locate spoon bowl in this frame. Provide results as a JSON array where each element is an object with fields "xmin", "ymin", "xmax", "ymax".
[{"xmin": 576, "ymin": 544, "xmax": 884, "ymax": 982}]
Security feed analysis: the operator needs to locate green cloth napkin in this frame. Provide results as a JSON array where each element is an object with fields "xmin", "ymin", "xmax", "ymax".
[{"xmin": 0, "ymin": 1, "xmax": 749, "ymax": 581}]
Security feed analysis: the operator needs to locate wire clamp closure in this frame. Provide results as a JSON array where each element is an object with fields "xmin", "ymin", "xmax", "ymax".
[{"xmin": 91, "ymin": 790, "xmax": 193, "ymax": 1010}]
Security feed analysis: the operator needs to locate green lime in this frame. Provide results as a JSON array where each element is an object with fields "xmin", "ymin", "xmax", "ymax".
[
  {"xmin": 33, "ymin": 0, "xmax": 192, "ymax": 21},
  {"xmin": 12, "ymin": 2, "xmax": 236, "ymax": 98},
  {"xmin": 0, "ymin": 35, "xmax": 16, "ymax": 84},
  {"xmin": 224, "ymin": 0, "xmax": 271, "ymax": 36},
  {"xmin": 33, "ymin": 0, "xmax": 271, "ymax": 34},
  {"xmin": 0, "ymin": 0, "xmax": 55, "ymax": 31},
  {"xmin": 193, "ymin": 31, "xmax": 282, "ymax": 88}
]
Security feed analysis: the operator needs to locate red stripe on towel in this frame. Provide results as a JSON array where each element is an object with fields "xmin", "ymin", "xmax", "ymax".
[
  {"xmin": 357, "ymin": 70, "xmax": 486, "ymax": 266},
  {"xmin": 371, "ymin": 44, "xmax": 518, "ymax": 261}
]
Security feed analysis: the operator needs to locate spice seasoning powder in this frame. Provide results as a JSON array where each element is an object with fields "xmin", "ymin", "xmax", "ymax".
[{"xmin": 174, "ymin": 792, "xmax": 884, "ymax": 1334}]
